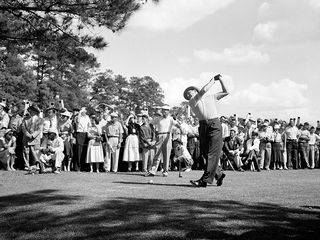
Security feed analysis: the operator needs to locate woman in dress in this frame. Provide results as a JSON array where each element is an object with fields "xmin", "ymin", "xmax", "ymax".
[
  {"xmin": 86, "ymin": 114, "xmax": 104, "ymax": 172},
  {"xmin": 122, "ymin": 114, "xmax": 141, "ymax": 171}
]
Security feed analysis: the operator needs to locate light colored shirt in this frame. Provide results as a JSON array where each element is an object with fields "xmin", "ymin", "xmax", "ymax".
[
  {"xmin": 189, "ymin": 93, "xmax": 218, "ymax": 121},
  {"xmin": 221, "ymin": 122, "xmax": 229, "ymax": 138},
  {"xmin": 246, "ymin": 138, "xmax": 260, "ymax": 152},
  {"xmin": 0, "ymin": 112, "xmax": 10, "ymax": 129},
  {"xmin": 76, "ymin": 115, "xmax": 91, "ymax": 133},
  {"xmin": 285, "ymin": 126, "xmax": 300, "ymax": 140},
  {"xmin": 48, "ymin": 136, "xmax": 64, "ymax": 153},
  {"xmin": 309, "ymin": 133, "xmax": 320, "ymax": 145},
  {"xmin": 299, "ymin": 129, "xmax": 310, "ymax": 141},
  {"xmin": 151, "ymin": 115, "xmax": 177, "ymax": 133},
  {"xmin": 272, "ymin": 132, "xmax": 282, "ymax": 143},
  {"xmin": 188, "ymin": 124, "xmax": 199, "ymax": 138},
  {"xmin": 171, "ymin": 126, "xmax": 181, "ymax": 141},
  {"xmin": 43, "ymin": 116, "xmax": 58, "ymax": 133},
  {"xmin": 180, "ymin": 122, "xmax": 189, "ymax": 146},
  {"xmin": 174, "ymin": 144, "xmax": 192, "ymax": 160},
  {"xmin": 105, "ymin": 121, "xmax": 123, "ymax": 137}
]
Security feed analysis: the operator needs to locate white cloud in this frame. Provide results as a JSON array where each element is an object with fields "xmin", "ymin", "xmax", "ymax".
[
  {"xmin": 253, "ymin": 21, "xmax": 278, "ymax": 42},
  {"xmin": 258, "ymin": 2, "xmax": 271, "ymax": 17},
  {"xmin": 221, "ymin": 78, "xmax": 310, "ymax": 120},
  {"xmin": 177, "ymin": 56, "xmax": 191, "ymax": 65},
  {"xmin": 226, "ymin": 79, "xmax": 308, "ymax": 108},
  {"xmin": 194, "ymin": 45, "xmax": 270, "ymax": 64},
  {"xmin": 253, "ymin": 1, "xmax": 320, "ymax": 44},
  {"xmin": 129, "ymin": 0, "xmax": 234, "ymax": 31},
  {"xmin": 161, "ymin": 72, "xmax": 234, "ymax": 106},
  {"xmin": 309, "ymin": 0, "xmax": 320, "ymax": 9}
]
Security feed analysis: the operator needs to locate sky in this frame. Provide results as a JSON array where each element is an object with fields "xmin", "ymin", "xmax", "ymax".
[{"xmin": 91, "ymin": 0, "xmax": 320, "ymax": 125}]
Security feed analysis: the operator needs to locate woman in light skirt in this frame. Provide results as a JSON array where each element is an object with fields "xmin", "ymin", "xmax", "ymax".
[
  {"xmin": 122, "ymin": 114, "xmax": 141, "ymax": 171},
  {"xmin": 86, "ymin": 114, "xmax": 104, "ymax": 172}
]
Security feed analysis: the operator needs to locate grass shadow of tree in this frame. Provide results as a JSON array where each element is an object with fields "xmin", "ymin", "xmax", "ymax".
[{"xmin": 0, "ymin": 190, "xmax": 319, "ymax": 239}]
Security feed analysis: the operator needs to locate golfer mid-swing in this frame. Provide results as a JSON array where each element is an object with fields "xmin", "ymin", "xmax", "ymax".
[{"xmin": 183, "ymin": 74, "xmax": 229, "ymax": 187}]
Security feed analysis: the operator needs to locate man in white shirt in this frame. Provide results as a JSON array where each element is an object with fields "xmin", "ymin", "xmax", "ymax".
[
  {"xmin": 243, "ymin": 132, "xmax": 261, "ymax": 171},
  {"xmin": 146, "ymin": 105, "xmax": 181, "ymax": 177},
  {"xmin": 184, "ymin": 74, "xmax": 228, "ymax": 187},
  {"xmin": 285, "ymin": 118, "xmax": 300, "ymax": 169},
  {"xmin": 74, "ymin": 107, "xmax": 90, "ymax": 171},
  {"xmin": 220, "ymin": 116, "xmax": 229, "ymax": 140}
]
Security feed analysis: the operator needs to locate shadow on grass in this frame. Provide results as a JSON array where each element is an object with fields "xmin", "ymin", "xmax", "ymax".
[
  {"xmin": 114, "ymin": 181, "xmax": 194, "ymax": 188},
  {"xmin": 0, "ymin": 190, "xmax": 319, "ymax": 239}
]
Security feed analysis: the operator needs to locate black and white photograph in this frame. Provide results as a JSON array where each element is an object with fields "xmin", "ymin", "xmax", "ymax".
[{"xmin": 0, "ymin": 0, "xmax": 319, "ymax": 239}]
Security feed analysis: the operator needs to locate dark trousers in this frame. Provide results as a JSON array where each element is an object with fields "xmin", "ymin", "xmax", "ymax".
[
  {"xmin": 247, "ymin": 150, "xmax": 260, "ymax": 170},
  {"xmin": 74, "ymin": 132, "xmax": 88, "ymax": 171},
  {"xmin": 187, "ymin": 137, "xmax": 202, "ymax": 169},
  {"xmin": 271, "ymin": 142, "xmax": 283, "ymax": 168},
  {"xmin": 199, "ymin": 118, "xmax": 223, "ymax": 184},
  {"xmin": 298, "ymin": 142, "xmax": 310, "ymax": 168},
  {"xmin": 14, "ymin": 131, "xmax": 24, "ymax": 169},
  {"xmin": 287, "ymin": 141, "xmax": 298, "ymax": 169}
]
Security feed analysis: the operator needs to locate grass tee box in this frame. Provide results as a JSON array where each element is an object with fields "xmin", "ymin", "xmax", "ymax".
[{"xmin": 0, "ymin": 169, "xmax": 319, "ymax": 239}]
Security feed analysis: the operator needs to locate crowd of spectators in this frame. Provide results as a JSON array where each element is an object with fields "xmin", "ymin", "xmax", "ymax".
[{"xmin": 0, "ymin": 99, "xmax": 319, "ymax": 174}]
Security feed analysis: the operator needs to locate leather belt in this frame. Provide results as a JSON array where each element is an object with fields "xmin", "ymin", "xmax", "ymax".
[{"xmin": 199, "ymin": 118, "xmax": 219, "ymax": 124}]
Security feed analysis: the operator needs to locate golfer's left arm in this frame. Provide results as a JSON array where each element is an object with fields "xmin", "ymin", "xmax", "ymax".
[{"xmin": 215, "ymin": 76, "xmax": 229, "ymax": 100}]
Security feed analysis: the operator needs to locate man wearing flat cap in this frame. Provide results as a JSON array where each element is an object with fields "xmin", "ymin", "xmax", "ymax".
[
  {"xmin": 146, "ymin": 105, "xmax": 181, "ymax": 177},
  {"xmin": 183, "ymin": 74, "xmax": 229, "ymax": 187}
]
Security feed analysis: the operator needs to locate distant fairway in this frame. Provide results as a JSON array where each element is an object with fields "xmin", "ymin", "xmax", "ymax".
[{"xmin": 0, "ymin": 169, "xmax": 319, "ymax": 239}]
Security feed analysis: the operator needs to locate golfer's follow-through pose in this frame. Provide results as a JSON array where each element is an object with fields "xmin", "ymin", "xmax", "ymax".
[{"xmin": 183, "ymin": 74, "xmax": 228, "ymax": 187}]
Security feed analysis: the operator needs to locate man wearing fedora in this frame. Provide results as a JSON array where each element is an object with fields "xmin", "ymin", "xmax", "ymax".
[
  {"xmin": 183, "ymin": 74, "xmax": 229, "ymax": 187},
  {"xmin": 21, "ymin": 104, "xmax": 43, "ymax": 170}
]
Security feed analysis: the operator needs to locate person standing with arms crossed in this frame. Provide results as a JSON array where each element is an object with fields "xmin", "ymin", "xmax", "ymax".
[{"xmin": 183, "ymin": 74, "xmax": 229, "ymax": 187}]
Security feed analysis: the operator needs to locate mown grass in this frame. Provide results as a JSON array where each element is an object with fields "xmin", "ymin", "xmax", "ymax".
[{"xmin": 0, "ymin": 169, "xmax": 319, "ymax": 239}]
